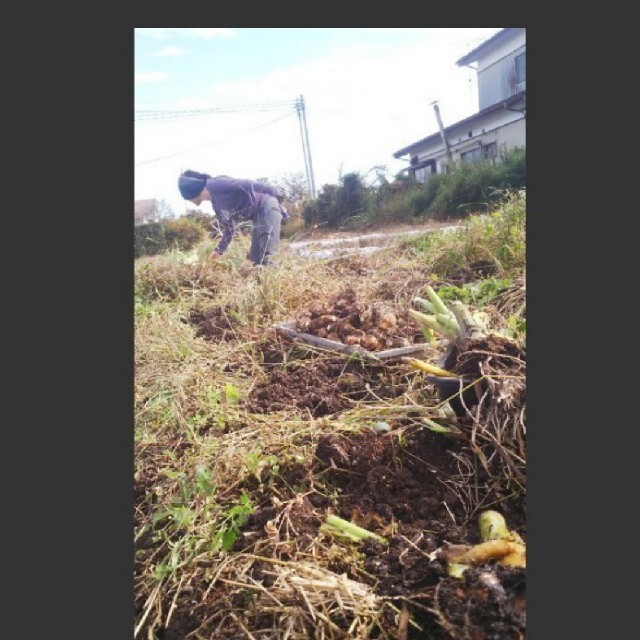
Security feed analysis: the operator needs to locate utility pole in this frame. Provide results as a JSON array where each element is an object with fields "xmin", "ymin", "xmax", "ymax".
[
  {"xmin": 296, "ymin": 95, "xmax": 316, "ymax": 198},
  {"xmin": 431, "ymin": 101, "xmax": 454, "ymax": 169},
  {"xmin": 296, "ymin": 96, "xmax": 312, "ymax": 198}
]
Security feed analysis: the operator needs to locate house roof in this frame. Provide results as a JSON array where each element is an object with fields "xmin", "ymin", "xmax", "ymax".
[
  {"xmin": 456, "ymin": 28, "xmax": 524, "ymax": 67},
  {"xmin": 392, "ymin": 90, "xmax": 525, "ymax": 158},
  {"xmin": 134, "ymin": 199, "xmax": 157, "ymax": 216}
]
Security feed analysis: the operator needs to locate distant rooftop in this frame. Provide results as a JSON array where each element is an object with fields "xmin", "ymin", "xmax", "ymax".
[
  {"xmin": 456, "ymin": 28, "xmax": 525, "ymax": 66},
  {"xmin": 393, "ymin": 90, "xmax": 525, "ymax": 158}
]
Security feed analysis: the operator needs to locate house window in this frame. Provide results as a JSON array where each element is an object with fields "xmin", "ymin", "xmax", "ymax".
[
  {"xmin": 482, "ymin": 142, "xmax": 497, "ymax": 159},
  {"xmin": 468, "ymin": 131, "xmax": 473, "ymax": 138},
  {"xmin": 460, "ymin": 147, "xmax": 482, "ymax": 163},
  {"xmin": 414, "ymin": 163, "xmax": 435, "ymax": 184},
  {"xmin": 515, "ymin": 52, "xmax": 526, "ymax": 91}
]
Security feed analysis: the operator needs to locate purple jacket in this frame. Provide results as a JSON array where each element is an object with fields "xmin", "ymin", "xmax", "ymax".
[{"xmin": 205, "ymin": 176, "xmax": 289, "ymax": 254}]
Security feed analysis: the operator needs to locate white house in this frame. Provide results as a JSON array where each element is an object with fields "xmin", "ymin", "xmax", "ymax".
[
  {"xmin": 393, "ymin": 28, "xmax": 526, "ymax": 182},
  {"xmin": 134, "ymin": 198, "xmax": 177, "ymax": 226}
]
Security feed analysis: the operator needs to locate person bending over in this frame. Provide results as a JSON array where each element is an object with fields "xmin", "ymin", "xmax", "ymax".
[{"xmin": 178, "ymin": 169, "xmax": 289, "ymax": 266}]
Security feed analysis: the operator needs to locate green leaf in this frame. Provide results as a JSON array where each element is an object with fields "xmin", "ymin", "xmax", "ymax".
[
  {"xmin": 196, "ymin": 466, "xmax": 216, "ymax": 497},
  {"xmin": 161, "ymin": 469, "xmax": 186, "ymax": 481},
  {"xmin": 221, "ymin": 528, "xmax": 238, "ymax": 551},
  {"xmin": 224, "ymin": 383, "xmax": 240, "ymax": 404},
  {"xmin": 154, "ymin": 562, "xmax": 171, "ymax": 579},
  {"xmin": 207, "ymin": 389, "xmax": 220, "ymax": 405}
]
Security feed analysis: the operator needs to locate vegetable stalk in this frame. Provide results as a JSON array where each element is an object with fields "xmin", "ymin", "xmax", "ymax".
[
  {"xmin": 321, "ymin": 514, "xmax": 387, "ymax": 544},
  {"xmin": 408, "ymin": 309, "xmax": 458, "ymax": 340},
  {"xmin": 403, "ymin": 357, "xmax": 456, "ymax": 377}
]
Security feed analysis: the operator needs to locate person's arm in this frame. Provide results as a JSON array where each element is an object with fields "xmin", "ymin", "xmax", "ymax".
[{"xmin": 212, "ymin": 209, "xmax": 235, "ymax": 256}]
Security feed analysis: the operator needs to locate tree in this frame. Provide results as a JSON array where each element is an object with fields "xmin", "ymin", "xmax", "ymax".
[
  {"xmin": 156, "ymin": 199, "xmax": 176, "ymax": 220},
  {"xmin": 256, "ymin": 172, "xmax": 310, "ymax": 219}
]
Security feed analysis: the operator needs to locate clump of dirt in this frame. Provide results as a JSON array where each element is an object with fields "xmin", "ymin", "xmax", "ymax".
[
  {"xmin": 243, "ymin": 493, "xmax": 323, "ymax": 560},
  {"xmin": 443, "ymin": 260, "xmax": 499, "ymax": 285},
  {"xmin": 444, "ymin": 334, "xmax": 526, "ymax": 382},
  {"xmin": 314, "ymin": 427, "xmax": 473, "ymax": 526},
  {"xmin": 186, "ymin": 305, "xmax": 242, "ymax": 341},
  {"xmin": 436, "ymin": 334, "xmax": 526, "ymax": 419},
  {"xmin": 294, "ymin": 287, "xmax": 424, "ymax": 351},
  {"xmin": 431, "ymin": 565, "xmax": 526, "ymax": 640},
  {"xmin": 254, "ymin": 332, "xmax": 319, "ymax": 367},
  {"xmin": 328, "ymin": 255, "xmax": 372, "ymax": 276},
  {"xmin": 255, "ymin": 334, "xmax": 290, "ymax": 365},
  {"xmin": 246, "ymin": 357, "xmax": 410, "ymax": 416}
]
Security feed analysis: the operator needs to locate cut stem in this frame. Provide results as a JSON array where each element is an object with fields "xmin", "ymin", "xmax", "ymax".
[
  {"xmin": 322, "ymin": 514, "xmax": 387, "ymax": 544},
  {"xmin": 403, "ymin": 357, "xmax": 457, "ymax": 377}
]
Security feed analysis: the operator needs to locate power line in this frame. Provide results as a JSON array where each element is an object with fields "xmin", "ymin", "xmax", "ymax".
[
  {"xmin": 135, "ymin": 112, "xmax": 295, "ymax": 166},
  {"xmin": 134, "ymin": 100, "xmax": 296, "ymax": 122},
  {"xmin": 136, "ymin": 99, "xmax": 295, "ymax": 114}
]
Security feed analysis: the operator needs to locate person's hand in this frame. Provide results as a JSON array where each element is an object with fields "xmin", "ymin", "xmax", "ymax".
[{"xmin": 210, "ymin": 250, "xmax": 221, "ymax": 260}]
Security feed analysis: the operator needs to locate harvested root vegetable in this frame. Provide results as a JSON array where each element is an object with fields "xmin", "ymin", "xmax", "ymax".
[
  {"xmin": 377, "ymin": 311, "xmax": 397, "ymax": 330},
  {"xmin": 501, "ymin": 551, "xmax": 527, "ymax": 567},
  {"xmin": 309, "ymin": 301, "xmax": 326, "ymax": 316},
  {"xmin": 447, "ymin": 539, "xmax": 524, "ymax": 566},
  {"xmin": 293, "ymin": 289, "xmax": 423, "ymax": 352},
  {"xmin": 361, "ymin": 335, "xmax": 379, "ymax": 351},
  {"xmin": 310, "ymin": 315, "xmax": 339, "ymax": 332},
  {"xmin": 446, "ymin": 509, "xmax": 526, "ymax": 577}
]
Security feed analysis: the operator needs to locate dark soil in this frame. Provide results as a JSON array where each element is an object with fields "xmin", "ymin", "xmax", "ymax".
[
  {"xmin": 443, "ymin": 334, "xmax": 526, "ymax": 380},
  {"xmin": 246, "ymin": 357, "xmax": 413, "ymax": 417},
  {"xmin": 136, "ymin": 332, "xmax": 526, "ymax": 639},
  {"xmin": 312, "ymin": 426, "xmax": 526, "ymax": 639},
  {"xmin": 186, "ymin": 305, "xmax": 241, "ymax": 341},
  {"xmin": 228, "ymin": 422, "xmax": 526, "ymax": 639}
]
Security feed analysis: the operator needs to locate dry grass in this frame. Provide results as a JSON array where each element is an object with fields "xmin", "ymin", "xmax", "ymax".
[{"xmin": 134, "ymin": 192, "xmax": 526, "ymax": 639}]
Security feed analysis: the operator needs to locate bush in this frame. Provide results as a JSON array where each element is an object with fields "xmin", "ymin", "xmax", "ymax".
[
  {"xmin": 134, "ymin": 217, "xmax": 206, "ymax": 258},
  {"xmin": 164, "ymin": 218, "xmax": 205, "ymax": 251},
  {"xmin": 135, "ymin": 222, "xmax": 166, "ymax": 259},
  {"xmin": 423, "ymin": 148, "xmax": 526, "ymax": 219},
  {"xmin": 297, "ymin": 148, "xmax": 526, "ymax": 230},
  {"xmin": 403, "ymin": 189, "xmax": 526, "ymax": 278},
  {"xmin": 185, "ymin": 210, "xmax": 216, "ymax": 234},
  {"xmin": 302, "ymin": 172, "xmax": 367, "ymax": 228}
]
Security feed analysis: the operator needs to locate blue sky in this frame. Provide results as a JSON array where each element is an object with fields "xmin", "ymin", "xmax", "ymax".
[{"xmin": 135, "ymin": 28, "xmax": 502, "ymax": 214}]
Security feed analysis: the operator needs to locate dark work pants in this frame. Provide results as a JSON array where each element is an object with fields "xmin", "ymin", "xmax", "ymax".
[{"xmin": 249, "ymin": 196, "xmax": 281, "ymax": 265}]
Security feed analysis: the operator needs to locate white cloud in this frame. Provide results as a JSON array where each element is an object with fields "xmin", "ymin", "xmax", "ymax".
[
  {"xmin": 134, "ymin": 28, "xmax": 503, "ymax": 209},
  {"xmin": 153, "ymin": 46, "xmax": 186, "ymax": 57},
  {"xmin": 135, "ymin": 71, "xmax": 170, "ymax": 84}
]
